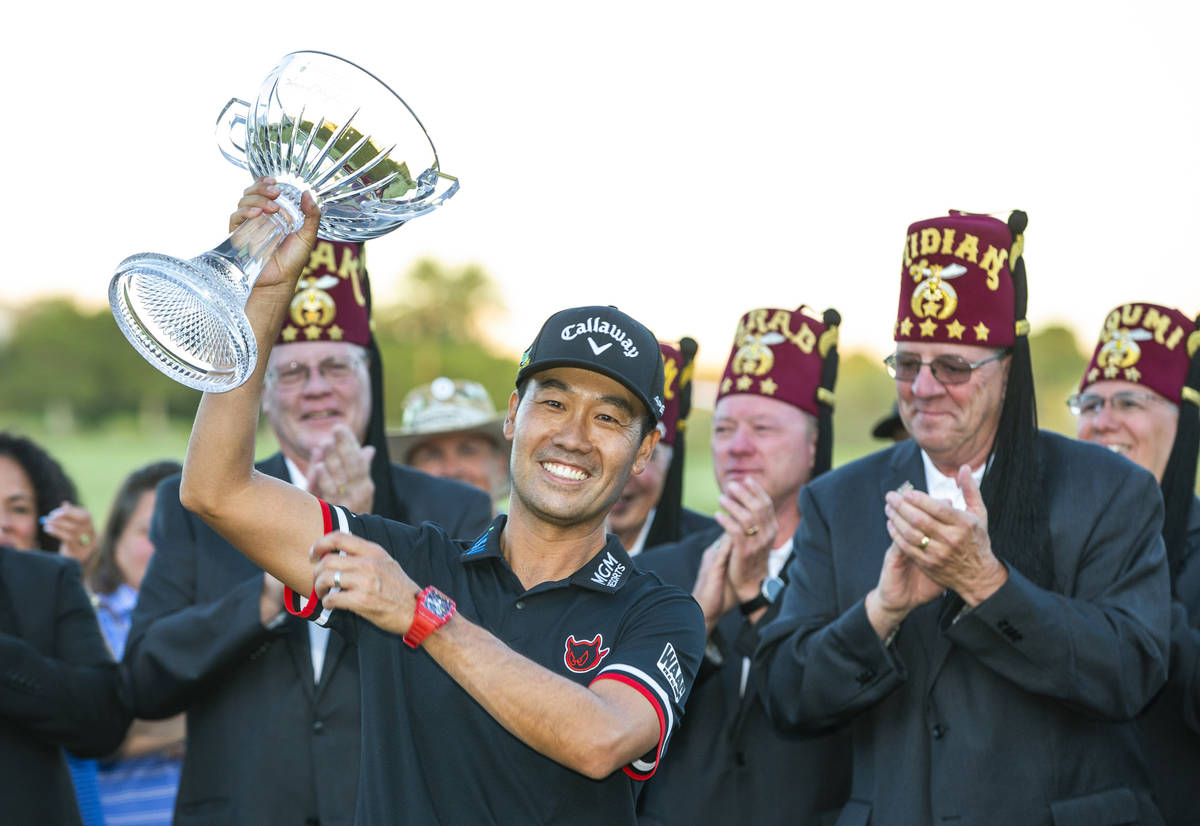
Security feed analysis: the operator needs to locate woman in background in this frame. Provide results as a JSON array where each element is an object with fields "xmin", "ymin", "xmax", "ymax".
[
  {"xmin": 0, "ymin": 431, "xmax": 97, "ymax": 561},
  {"xmin": 0, "ymin": 431, "xmax": 124, "ymax": 825},
  {"xmin": 86, "ymin": 460, "xmax": 185, "ymax": 826}
]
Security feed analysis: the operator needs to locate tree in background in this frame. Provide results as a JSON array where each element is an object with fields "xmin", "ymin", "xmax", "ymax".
[{"xmin": 373, "ymin": 258, "xmax": 515, "ymax": 424}]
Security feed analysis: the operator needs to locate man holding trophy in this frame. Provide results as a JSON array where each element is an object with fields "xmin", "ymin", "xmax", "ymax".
[{"xmin": 173, "ymin": 178, "xmax": 704, "ymax": 824}]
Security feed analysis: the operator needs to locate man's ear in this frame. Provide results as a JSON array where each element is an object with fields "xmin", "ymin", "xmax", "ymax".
[
  {"xmin": 503, "ymin": 390, "xmax": 520, "ymax": 441},
  {"xmin": 631, "ymin": 426, "xmax": 662, "ymax": 476}
]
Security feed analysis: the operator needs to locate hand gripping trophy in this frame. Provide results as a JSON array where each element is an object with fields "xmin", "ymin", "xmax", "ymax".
[{"xmin": 110, "ymin": 51, "xmax": 458, "ymax": 391}]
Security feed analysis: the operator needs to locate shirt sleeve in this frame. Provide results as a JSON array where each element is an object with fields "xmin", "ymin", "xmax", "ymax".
[
  {"xmin": 283, "ymin": 501, "xmax": 438, "ymax": 641},
  {"xmin": 588, "ymin": 586, "xmax": 705, "ymax": 780}
]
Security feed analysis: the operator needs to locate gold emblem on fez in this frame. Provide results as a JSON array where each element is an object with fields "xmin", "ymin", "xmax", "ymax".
[
  {"xmin": 1097, "ymin": 327, "xmax": 1152, "ymax": 370},
  {"xmin": 731, "ymin": 332, "xmax": 786, "ymax": 376},
  {"xmin": 909, "ymin": 260, "xmax": 966, "ymax": 321},
  {"xmin": 290, "ymin": 275, "xmax": 340, "ymax": 330}
]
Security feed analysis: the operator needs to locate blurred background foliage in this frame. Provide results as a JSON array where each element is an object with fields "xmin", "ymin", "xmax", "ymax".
[{"xmin": 0, "ymin": 258, "xmax": 1099, "ymax": 523}]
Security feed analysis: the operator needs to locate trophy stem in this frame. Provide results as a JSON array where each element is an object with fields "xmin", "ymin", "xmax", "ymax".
[{"xmin": 200, "ymin": 182, "xmax": 306, "ymax": 301}]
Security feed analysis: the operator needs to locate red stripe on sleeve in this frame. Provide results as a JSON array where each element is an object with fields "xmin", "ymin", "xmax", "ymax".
[
  {"xmin": 590, "ymin": 671, "xmax": 668, "ymax": 780},
  {"xmin": 283, "ymin": 500, "xmax": 334, "ymax": 618}
]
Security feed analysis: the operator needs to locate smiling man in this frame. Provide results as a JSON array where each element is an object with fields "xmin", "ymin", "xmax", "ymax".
[
  {"xmin": 125, "ymin": 235, "xmax": 491, "ymax": 826},
  {"xmin": 174, "ymin": 180, "xmax": 704, "ymax": 825},
  {"xmin": 755, "ymin": 211, "xmax": 1172, "ymax": 825},
  {"xmin": 636, "ymin": 305, "xmax": 850, "ymax": 825},
  {"xmin": 1072, "ymin": 302, "xmax": 1200, "ymax": 825}
]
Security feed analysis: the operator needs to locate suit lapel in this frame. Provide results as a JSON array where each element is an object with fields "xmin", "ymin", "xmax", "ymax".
[{"xmin": 260, "ymin": 453, "xmax": 322, "ymax": 700}]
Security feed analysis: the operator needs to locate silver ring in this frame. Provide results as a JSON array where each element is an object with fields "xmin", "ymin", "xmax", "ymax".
[
  {"xmin": 333, "ymin": 570, "xmax": 342, "ymax": 590},
  {"xmin": 919, "ymin": 535, "xmax": 931, "ymax": 550}
]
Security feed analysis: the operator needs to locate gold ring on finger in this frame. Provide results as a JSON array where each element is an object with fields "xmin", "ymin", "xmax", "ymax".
[{"xmin": 919, "ymin": 535, "xmax": 931, "ymax": 550}]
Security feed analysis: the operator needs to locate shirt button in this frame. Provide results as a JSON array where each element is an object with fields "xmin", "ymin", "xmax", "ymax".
[
  {"xmin": 515, "ymin": 601, "xmax": 525, "ymax": 610},
  {"xmin": 312, "ymin": 720, "xmax": 325, "ymax": 734},
  {"xmin": 931, "ymin": 724, "xmax": 947, "ymax": 739}
]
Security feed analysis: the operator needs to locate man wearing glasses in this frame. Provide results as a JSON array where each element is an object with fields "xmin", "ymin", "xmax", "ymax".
[
  {"xmin": 755, "ymin": 211, "xmax": 1171, "ymax": 825},
  {"xmin": 1071, "ymin": 302, "xmax": 1200, "ymax": 825},
  {"xmin": 125, "ymin": 239, "xmax": 492, "ymax": 826}
]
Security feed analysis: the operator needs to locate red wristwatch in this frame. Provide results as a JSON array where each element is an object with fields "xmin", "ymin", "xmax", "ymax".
[{"xmin": 403, "ymin": 586, "xmax": 456, "ymax": 648}]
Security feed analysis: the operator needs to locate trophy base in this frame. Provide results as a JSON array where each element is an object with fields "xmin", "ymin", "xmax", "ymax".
[{"xmin": 110, "ymin": 253, "xmax": 258, "ymax": 393}]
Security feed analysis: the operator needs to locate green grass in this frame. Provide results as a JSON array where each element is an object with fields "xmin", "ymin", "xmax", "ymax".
[{"xmin": 0, "ymin": 416, "xmax": 281, "ymax": 529}]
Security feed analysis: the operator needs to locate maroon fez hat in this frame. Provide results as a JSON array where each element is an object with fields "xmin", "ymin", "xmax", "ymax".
[
  {"xmin": 895, "ymin": 211, "xmax": 1028, "ymax": 347},
  {"xmin": 1079, "ymin": 302, "xmax": 1200, "ymax": 405},
  {"xmin": 658, "ymin": 342, "xmax": 694, "ymax": 446},
  {"xmin": 276, "ymin": 240, "xmax": 371, "ymax": 347},
  {"xmin": 716, "ymin": 306, "xmax": 836, "ymax": 417}
]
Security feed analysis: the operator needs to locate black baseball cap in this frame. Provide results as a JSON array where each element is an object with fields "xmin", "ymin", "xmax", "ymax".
[{"xmin": 516, "ymin": 306, "xmax": 666, "ymax": 422}]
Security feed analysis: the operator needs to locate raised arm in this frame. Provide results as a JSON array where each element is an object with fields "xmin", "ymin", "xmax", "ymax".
[{"xmin": 178, "ymin": 179, "xmax": 326, "ymax": 595}]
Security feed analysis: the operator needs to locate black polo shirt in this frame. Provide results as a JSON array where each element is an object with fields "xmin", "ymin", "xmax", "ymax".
[{"xmin": 300, "ymin": 504, "xmax": 705, "ymax": 825}]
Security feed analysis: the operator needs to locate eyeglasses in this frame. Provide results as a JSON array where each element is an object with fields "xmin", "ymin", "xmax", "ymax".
[
  {"xmin": 267, "ymin": 355, "xmax": 366, "ymax": 388},
  {"xmin": 1066, "ymin": 391, "xmax": 1169, "ymax": 417},
  {"xmin": 883, "ymin": 349, "xmax": 1011, "ymax": 385}
]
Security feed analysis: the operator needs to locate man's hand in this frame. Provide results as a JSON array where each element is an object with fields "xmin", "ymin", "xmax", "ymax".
[
  {"xmin": 227, "ymin": 177, "xmax": 321, "ymax": 298},
  {"xmin": 311, "ymin": 531, "xmax": 419, "ymax": 634},
  {"xmin": 865, "ymin": 542, "xmax": 944, "ymax": 640},
  {"xmin": 308, "ymin": 425, "xmax": 376, "ymax": 514},
  {"xmin": 714, "ymin": 478, "xmax": 778, "ymax": 604},
  {"xmin": 692, "ymin": 535, "xmax": 736, "ymax": 636},
  {"xmin": 884, "ymin": 467, "xmax": 1008, "ymax": 607},
  {"xmin": 42, "ymin": 502, "xmax": 97, "ymax": 563},
  {"xmin": 259, "ymin": 572, "xmax": 286, "ymax": 625}
]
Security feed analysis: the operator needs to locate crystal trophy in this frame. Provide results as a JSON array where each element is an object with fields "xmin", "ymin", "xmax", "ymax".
[{"xmin": 110, "ymin": 51, "xmax": 458, "ymax": 391}]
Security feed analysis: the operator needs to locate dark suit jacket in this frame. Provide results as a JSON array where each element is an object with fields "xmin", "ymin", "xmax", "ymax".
[
  {"xmin": 0, "ymin": 547, "xmax": 129, "ymax": 826},
  {"xmin": 636, "ymin": 527, "xmax": 850, "ymax": 826},
  {"xmin": 125, "ymin": 454, "xmax": 491, "ymax": 826},
  {"xmin": 1139, "ymin": 495, "xmax": 1200, "ymax": 825},
  {"xmin": 755, "ymin": 433, "xmax": 1171, "ymax": 826}
]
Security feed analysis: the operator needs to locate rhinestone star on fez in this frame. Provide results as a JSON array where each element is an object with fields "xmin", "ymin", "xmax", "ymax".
[
  {"xmin": 721, "ymin": 378, "xmax": 732, "ymax": 393},
  {"xmin": 919, "ymin": 318, "xmax": 938, "ymax": 337},
  {"xmin": 760, "ymin": 377, "xmax": 778, "ymax": 395},
  {"xmin": 281, "ymin": 325, "xmax": 299, "ymax": 342},
  {"xmin": 1104, "ymin": 365, "xmax": 1120, "ymax": 379},
  {"xmin": 900, "ymin": 317, "xmax": 914, "ymax": 337},
  {"xmin": 304, "ymin": 325, "xmax": 322, "ymax": 340},
  {"xmin": 1124, "ymin": 367, "xmax": 1141, "ymax": 382},
  {"xmin": 736, "ymin": 375, "xmax": 754, "ymax": 391},
  {"xmin": 946, "ymin": 319, "xmax": 965, "ymax": 340},
  {"xmin": 973, "ymin": 322, "xmax": 990, "ymax": 342},
  {"xmin": 1087, "ymin": 368, "xmax": 1100, "ymax": 382},
  {"xmin": 328, "ymin": 324, "xmax": 344, "ymax": 341}
]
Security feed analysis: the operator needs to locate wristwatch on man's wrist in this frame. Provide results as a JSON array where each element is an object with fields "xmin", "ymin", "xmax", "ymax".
[
  {"xmin": 403, "ymin": 586, "xmax": 456, "ymax": 648},
  {"xmin": 739, "ymin": 575, "xmax": 785, "ymax": 616}
]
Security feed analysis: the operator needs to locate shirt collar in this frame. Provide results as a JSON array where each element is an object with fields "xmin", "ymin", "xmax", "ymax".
[
  {"xmin": 919, "ymin": 450, "xmax": 985, "ymax": 512},
  {"xmin": 284, "ymin": 455, "xmax": 308, "ymax": 488},
  {"xmin": 461, "ymin": 516, "xmax": 635, "ymax": 594},
  {"xmin": 625, "ymin": 507, "xmax": 657, "ymax": 557}
]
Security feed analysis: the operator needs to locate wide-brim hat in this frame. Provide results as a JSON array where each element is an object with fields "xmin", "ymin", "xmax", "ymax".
[{"xmin": 387, "ymin": 377, "xmax": 510, "ymax": 463}]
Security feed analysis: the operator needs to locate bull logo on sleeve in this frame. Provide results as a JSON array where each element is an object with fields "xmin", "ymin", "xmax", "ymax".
[{"xmin": 563, "ymin": 634, "xmax": 611, "ymax": 673}]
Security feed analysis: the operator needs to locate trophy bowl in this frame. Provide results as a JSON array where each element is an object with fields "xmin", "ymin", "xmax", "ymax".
[{"xmin": 110, "ymin": 51, "xmax": 458, "ymax": 392}]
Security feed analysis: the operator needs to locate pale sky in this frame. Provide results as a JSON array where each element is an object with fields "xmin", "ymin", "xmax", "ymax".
[{"xmin": 5, "ymin": 0, "xmax": 1199, "ymax": 375}]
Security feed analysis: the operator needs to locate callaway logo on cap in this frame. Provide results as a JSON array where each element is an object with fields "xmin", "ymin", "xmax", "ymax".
[{"xmin": 516, "ymin": 306, "xmax": 666, "ymax": 421}]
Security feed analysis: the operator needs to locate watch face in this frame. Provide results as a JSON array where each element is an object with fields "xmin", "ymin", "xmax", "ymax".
[
  {"xmin": 762, "ymin": 577, "xmax": 785, "ymax": 603},
  {"xmin": 424, "ymin": 590, "xmax": 453, "ymax": 619}
]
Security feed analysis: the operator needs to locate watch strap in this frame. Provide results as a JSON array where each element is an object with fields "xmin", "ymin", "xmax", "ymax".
[
  {"xmin": 739, "ymin": 593, "xmax": 770, "ymax": 615},
  {"xmin": 403, "ymin": 586, "xmax": 456, "ymax": 648}
]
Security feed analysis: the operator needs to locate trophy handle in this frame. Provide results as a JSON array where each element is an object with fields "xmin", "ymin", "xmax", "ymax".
[{"xmin": 216, "ymin": 98, "xmax": 251, "ymax": 169}]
